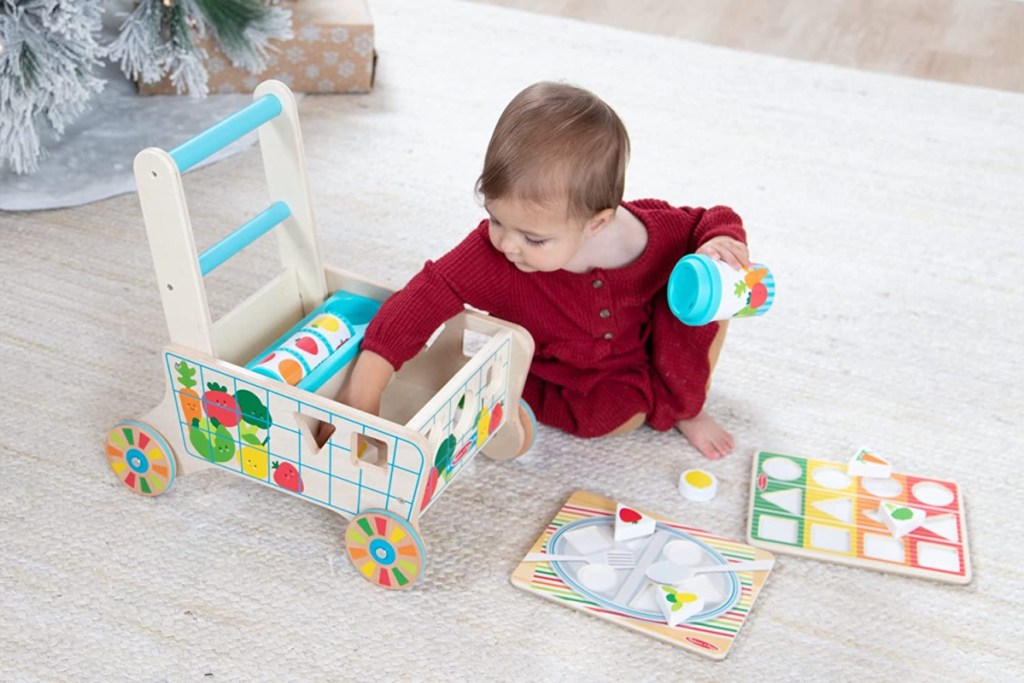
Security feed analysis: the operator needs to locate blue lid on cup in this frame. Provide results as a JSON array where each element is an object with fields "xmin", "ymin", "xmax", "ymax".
[{"xmin": 667, "ymin": 254, "xmax": 721, "ymax": 326}]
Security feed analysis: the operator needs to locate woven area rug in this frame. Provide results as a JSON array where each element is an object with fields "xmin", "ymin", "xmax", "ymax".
[{"xmin": 1, "ymin": 0, "xmax": 1022, "ymax": 679}]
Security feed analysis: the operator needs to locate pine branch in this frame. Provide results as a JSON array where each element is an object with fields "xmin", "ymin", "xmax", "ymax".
[
  {"xmin": 0, "ymin": 0, "xmax": 105, "ymax": 174},
  {"xmin": 108, "ymin": 0, "xmax": 292, "ymax": 97}
]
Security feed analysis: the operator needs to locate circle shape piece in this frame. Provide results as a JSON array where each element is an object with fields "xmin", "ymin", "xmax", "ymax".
[
  {"xmin": 663, "ymin": 540, "xmax": 705, "ymax": 566},
  {"xmin": 578, "ymin": 564, "xmax": 618, "ymax": 592}
]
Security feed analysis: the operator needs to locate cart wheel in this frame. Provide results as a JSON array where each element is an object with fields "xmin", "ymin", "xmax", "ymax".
[
  {"xmin": 345, "ymin": 510, "xmax": 425, "ymax": 590},
  {"xmin": 517, "ymin": 399, "xmax": 537, "ymax": 457},
  {"xmin": 105, "ymin": 421, "xmax": 176, "ymax": 497}
]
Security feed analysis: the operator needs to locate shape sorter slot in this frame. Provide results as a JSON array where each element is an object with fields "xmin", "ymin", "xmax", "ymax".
[
  {"xmin": 512, "ymin": 490, "xmax": 774, "ymax": 660},
  {"xmin": 746, "ymin": 451, "xmax": 971, "ymax": 584}
]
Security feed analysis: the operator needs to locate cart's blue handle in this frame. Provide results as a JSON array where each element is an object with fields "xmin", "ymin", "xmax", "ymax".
[
  {"xmin": 198, "ymin": 201, "xmax": 291, "ymax": 276},
  {"xmin": 168, "ymin": 92, "xmax": 289, "ymax": 276},
  {"xmin": 169, "ymin": 93, "xmax": 282, "ymax": 173}
]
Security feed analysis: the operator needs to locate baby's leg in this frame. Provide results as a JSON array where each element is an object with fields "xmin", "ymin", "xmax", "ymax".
[
  {"xmin": 675, "ymin": 322, "xmax": 734, "ymax": 459},
  {"xmin": 606, "ymin": 412, "xmax": 646, "ymax": 436}
]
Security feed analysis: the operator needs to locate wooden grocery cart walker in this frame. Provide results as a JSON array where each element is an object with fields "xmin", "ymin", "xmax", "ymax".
[{"xmin": 104, "ymin": 80, "xmax": 535, "ymax": 590}]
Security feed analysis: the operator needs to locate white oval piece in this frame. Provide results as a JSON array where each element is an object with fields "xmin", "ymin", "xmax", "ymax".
[
  {"xmin": 762, "ymin": 457, "xmax": 802, "ymax": 481},
  {"xmin": 578, "ymin": 563, "xmax": 618, "ymax": 592},
  {"xmin": 663, "ymin": 540, "xmax": 705, "ymax": 566},
  {"xmin": 912, "ymin": 481, "xmax": 954, "ymax": 507},
  {"xmin": 812, "ymin": 466, "xmax": 851, "ymax": 490}
]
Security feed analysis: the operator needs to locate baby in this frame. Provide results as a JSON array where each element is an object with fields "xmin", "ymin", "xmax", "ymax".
[{"xmin": 333, "ymin": 82, "xmax": 751, "ymax": 460}]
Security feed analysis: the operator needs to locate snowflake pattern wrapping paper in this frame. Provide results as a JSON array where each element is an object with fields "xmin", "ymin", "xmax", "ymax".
[{"xmin": 138, "ymin": 0, "xmax": 375, "ymax": 95}]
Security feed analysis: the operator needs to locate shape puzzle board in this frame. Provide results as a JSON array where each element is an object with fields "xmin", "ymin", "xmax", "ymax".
[
  {"xmin": 746, "ymin": 451, "xmax": 971, "ymax": 584},
  {"xmin": 511, "ymin": 490, "xmax": 774, "ymax": 659}
]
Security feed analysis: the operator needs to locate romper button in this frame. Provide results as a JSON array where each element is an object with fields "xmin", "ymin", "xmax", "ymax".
[
  {"xmin": 599, "ymin": 309, "xmax": 611, "ymax": 318},
  {"xmin": 603, "ymin": 332, "xmax": 614, "ymax": 340},
  {"xmin": 592, "ymin": 279, "xmax": 603, "ymax": 288}
]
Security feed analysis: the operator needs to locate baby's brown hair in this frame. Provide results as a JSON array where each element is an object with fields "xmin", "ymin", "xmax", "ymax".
[{"xmin": 476, "ymin": 82, "xmax": 630, "ymax": 224}]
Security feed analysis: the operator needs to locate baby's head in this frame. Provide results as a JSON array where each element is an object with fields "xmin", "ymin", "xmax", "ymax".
[{"xmin": 477, "ymin": 82, "xmax": 630, "ymax": 272}]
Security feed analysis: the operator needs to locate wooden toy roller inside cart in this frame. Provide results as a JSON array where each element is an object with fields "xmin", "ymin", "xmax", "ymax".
[{"xmin": 104, "ymin": 80, "xmax": 536, "ymax": 590}]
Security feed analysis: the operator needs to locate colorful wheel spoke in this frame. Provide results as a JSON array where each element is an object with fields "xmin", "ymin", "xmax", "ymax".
[{"xmin": 357, "ymin": 517, "xmax": 374, "ymax": 537}]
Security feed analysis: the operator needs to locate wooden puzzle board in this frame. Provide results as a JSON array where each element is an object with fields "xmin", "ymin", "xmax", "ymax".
[
  {"xmin": 511, "ymin": 490, "xmax": 774, "ymax": 660},
  {"xmin": 746, "ymin": 451, "xmax": 971, "ymax": 584}
]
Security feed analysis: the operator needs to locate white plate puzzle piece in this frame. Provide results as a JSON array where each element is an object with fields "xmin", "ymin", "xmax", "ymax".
[
  {"xmin": 879, "ymin": 501, "xmax": 926, "ymax": 539},
  {"xmin": 847, "ymin": 447, "xmax": 892, "ymax": 479},
  {"xmin": 614, "ymin": 503, "xmax": 656, "ymax": 542},
  {"xmin": 514, "ymin": 490, "xmax": 775, "ymax": 659}
]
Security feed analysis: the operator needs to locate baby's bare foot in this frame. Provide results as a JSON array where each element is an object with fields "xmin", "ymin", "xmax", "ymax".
[{"xmin": 675, "ymin": 411, "xmax": 734, "ymax": 460}]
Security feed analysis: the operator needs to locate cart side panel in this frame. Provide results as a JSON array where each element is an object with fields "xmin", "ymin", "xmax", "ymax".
[
  {"xmin": 163, "ymin": 347, "xmax": 427, "ymax": 524},
  {"xmin": 412, "ymin": 329, "xmax": 514, "ymax": 514}
]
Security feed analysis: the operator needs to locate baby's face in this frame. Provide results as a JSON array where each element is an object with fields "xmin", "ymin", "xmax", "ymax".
[{"xmin": 485, "ymin": 197, "xmax": 587, "ymax": 273}]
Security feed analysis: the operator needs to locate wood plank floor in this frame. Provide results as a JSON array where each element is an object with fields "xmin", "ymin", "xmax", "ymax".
[{"xmin": 466, "ymin": 0, "xmax": 1024, "ymax": 93}]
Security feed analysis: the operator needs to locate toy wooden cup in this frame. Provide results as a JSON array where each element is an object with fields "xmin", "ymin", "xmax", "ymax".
[{"xmin": 667, "ymin": 254, "xmax": 775, "ymax": 326}]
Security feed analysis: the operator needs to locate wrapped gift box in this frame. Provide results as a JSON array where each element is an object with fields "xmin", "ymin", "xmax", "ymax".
[{"xmin": 139, "ymin": 0, "xmax": 375, "ymax": 95}]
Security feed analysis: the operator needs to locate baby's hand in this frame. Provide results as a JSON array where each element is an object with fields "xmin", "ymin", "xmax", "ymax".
[{"xmin": 696, "ymin": 236, "xmax": 751, "ymax": 270}]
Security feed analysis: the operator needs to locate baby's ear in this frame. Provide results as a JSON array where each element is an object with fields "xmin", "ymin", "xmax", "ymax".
[{"xmin": 584, "ymin": 208, "xmax": 616, "ymax": 236}]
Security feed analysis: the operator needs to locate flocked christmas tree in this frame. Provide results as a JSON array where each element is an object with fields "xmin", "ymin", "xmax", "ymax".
[
  {"xmin": 0, "ymin": 0, "xmax": 291, "ymax": 175},
  {"xmin": 0, "ymin": 0, "xmax": 106, "ymax": 175},
  {"xmin": 108, "ymin": 0, "xmax": 291, "ymax": 98}
]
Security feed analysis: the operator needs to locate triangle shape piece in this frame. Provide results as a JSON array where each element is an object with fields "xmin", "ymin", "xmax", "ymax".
[
  {"xmin": 921, "ymin": 514, "xmax": 959, "ymax": 542},
  {"xmin": 761, "ymin": 488, "xmax": 803, "ymax": 516},
  {"xmin": 811, "ymin": 497, "xmax": 853, "ymax": 524}
]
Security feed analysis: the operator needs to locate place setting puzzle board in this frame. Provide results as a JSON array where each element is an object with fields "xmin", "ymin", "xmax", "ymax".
[
  {"xmin": 511, "ymin": 490, "xmax": 774, "ymax": 659},
  {"xmin": 746, "ymin": 451, "xmax": 971, "ymax": 584}
]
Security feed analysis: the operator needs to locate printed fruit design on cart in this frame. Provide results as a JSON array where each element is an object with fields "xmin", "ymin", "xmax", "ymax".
[
  {"xmin": 174, "ymin": 361, "xmax": 303, "ymax": 493},
  {"xmin": 733, "ymin": 267, "xmax": 771, "ymax": 318},
  {"xmin": 420, "ymin": 397, "xmax": 505, "ymax": 510}
]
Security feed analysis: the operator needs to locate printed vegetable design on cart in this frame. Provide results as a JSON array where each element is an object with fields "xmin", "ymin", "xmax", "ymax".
[
  {"xmin": 732, "ymin": 267, "xmax": 770, "ymax": 317},
  {"xmin": 420, "ymin": 394, "xmax": 505, "ymax": 510},
  {"xmin": 174, "ymin": 360, "xmax": 302, "ymax": 493}
]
